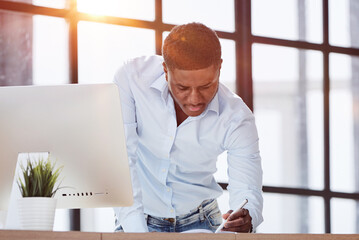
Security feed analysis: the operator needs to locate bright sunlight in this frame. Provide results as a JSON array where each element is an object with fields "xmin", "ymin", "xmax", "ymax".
[{"xmin": 76, "ymin": 0, "xmax": 154, "ymax": 21}]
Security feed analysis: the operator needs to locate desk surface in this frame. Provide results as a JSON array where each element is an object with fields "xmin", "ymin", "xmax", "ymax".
[{"xmin": 0, "ymin": 230, "xmax": 358, "ymax": 240}]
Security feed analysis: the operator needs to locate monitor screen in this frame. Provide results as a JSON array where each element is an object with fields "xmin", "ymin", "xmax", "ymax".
[{"xmin": 0, "ymin": 83, "xmax": 133, "ymax": 212}]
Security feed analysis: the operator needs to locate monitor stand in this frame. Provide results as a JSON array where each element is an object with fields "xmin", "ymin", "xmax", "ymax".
[{"xmin": 0, "ymin": 210, "xmax": 6, "ymax": 229}]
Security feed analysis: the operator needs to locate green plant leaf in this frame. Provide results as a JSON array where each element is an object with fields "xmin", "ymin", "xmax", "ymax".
[{"xmin": 16, "ymin": 155, "xmax": 65, "ymax": 198}]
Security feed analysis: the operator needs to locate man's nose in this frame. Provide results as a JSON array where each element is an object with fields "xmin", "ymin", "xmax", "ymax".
[{"xmin": 188, "ymin": 89, "xmax": 202, "ymax": 104}]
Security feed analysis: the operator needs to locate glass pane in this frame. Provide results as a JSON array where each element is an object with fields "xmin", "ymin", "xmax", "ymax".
[
  {"xmin": 33, "ymin": 15, "xmax": 69, "ymax": 85},
  {"xmin": 305, "ymin": 0, "xmax": 323, "ymax": 44},
  {"xmin": 331, "ymin": 198, "xmax": 359, "ymax": 233},
  {"xmin": 329, "ymin": 0, "xmax": 359, "ymax": 48},
  {"xmin": 0, "ymin": 10, "xmax": 32, "ymax": 86},
  {"xmin": 220, "ymin": 39, "xmax": 236, "ymax": 92},
  {"xmin": 0, "ymin": 11, "xmax": 68, "ymax": 86},
  {"xmin": 214, "ymin": 151, "xmax": 228, "ymax": 183},
  {"xmin": 78, "ymin": 22, "xmax": 155, "ymax": 84},
  {"xmin": 9, "ymin": 0, "xmax": 68, "ymax": 8},
  {"xmin": 330, "ymin": 53, "xmax": 359, "ymax": 193},
  {"xmin": 77, "ymin": 0, "xmax": 155, "ymax": 21},
  {"xmin": 257, "ymin": 193, "xmax": 324, "ymax": 233},
  {"xmin": 252, "ymin": 0, "xmax": 322, "ymax": 43},
  {"xmin": 217, "ymin": 190, "xmax": 229, "ymax": 216},
  {"xmin": 163, "ymin": 0, "xmax": 235, "ymax": 32},
  {"xmin": 163, "ymin": 32, "xmax": 236, "ymax": 92},
  {"xmin": 33, "ymin": 0, "xmax": 69, "ymax": 8},
  {"xmin": 253, "ymin": 44, "xmax": 324, "ymax": 190}
]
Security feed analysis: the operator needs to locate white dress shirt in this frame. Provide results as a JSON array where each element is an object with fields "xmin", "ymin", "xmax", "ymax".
[{"xmin": 113, "ymin": 55, "xmax": 263, "ymax": 232}]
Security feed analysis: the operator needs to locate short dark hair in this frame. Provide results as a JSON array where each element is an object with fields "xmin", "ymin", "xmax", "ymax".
[{"xmin": 162, "ymin": 22, "xmax": 221, "ymax": 71}]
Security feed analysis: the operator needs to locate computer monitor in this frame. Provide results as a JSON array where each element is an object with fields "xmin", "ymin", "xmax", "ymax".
[{"xmin": 0, "ymin": 83, "xmax": 133, "ymax": 212}]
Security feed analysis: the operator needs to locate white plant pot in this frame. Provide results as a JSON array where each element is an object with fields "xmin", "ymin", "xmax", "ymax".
[{"xmin": 17, "ymin": 197, "xmax": 57, "ymax": 231}]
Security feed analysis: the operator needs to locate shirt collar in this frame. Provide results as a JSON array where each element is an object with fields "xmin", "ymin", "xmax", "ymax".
[
  {"xmin": 205, "ymin": 92, "xmax": 219, "ymax": 116},
  {"xmin": 150, "ymin": 73, "xmax": 169, "ymax": 103},
  {"xmin": 150, "ymin": 74, "xmax": 219, "ymax": 116}
]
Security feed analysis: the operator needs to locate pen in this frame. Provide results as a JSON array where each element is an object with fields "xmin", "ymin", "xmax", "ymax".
[{"xmin": 215, "ymin": 198, "xmax": 248, "ymax": 233}]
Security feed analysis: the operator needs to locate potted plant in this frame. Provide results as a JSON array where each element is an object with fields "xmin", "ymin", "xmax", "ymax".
[{"xmin": 16, "ymin": 155, "xmax": 63, "ymax": 231}]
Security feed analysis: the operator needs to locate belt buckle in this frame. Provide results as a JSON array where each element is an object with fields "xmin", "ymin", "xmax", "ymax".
[{"xmin": 164, "ymin": 218, "xmax": 175, "ymax": 223}]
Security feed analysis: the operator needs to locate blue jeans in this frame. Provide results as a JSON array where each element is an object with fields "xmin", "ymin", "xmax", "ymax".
[{"xmin": 116, "ymin": 199, "xmax": 223, "ymax": 232}]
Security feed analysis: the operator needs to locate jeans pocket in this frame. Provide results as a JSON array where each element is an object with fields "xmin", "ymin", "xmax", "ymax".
[{"xmin": 205, "ymin": 207, "xmax": 223, "ymax": 228}]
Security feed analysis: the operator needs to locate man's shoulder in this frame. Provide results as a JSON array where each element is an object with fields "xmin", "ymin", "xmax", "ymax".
[
  {"xmin": 217, "ymin": 83, "xmax": 253, "ymax": 120},
  {"xmin": 124, "ymin": 55, "xmax": 164, "ymax": 76},
  {"xmin": 114, "ymin": 55, "xmax": 165, "ymax": 93}
]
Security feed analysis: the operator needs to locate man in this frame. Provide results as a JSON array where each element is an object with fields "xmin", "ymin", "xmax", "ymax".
[{"xmin": 113, "ymin": 22, "xmax": 263, "ymax": 233}]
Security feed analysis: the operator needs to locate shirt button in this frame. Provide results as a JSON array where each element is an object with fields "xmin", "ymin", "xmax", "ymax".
[
  {"xmin": 170, "ymin": 209, "xmax": 174, "ymax": 213},
  {"xmin": 162, "ymin": 168, "xmax": 166, "ymax": 173},
  {"xmin": 167, "ymin": 188, "xmax": 170, "ymax": 192}
]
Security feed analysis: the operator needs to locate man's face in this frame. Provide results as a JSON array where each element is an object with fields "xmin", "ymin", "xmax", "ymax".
[{"xmin": 163, "ymin": 61, "xmax": 222, "ymax": 117}]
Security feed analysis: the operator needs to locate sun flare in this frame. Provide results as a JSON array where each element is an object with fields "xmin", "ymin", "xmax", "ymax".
[{"xmin": 76, "ymin": 0, "xmax": 141, "ymax": 18}]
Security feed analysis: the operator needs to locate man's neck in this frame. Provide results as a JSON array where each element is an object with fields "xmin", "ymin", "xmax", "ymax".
[{"xmin": 174, "ymin": 102, "xmax": 188, "ymax": 127}]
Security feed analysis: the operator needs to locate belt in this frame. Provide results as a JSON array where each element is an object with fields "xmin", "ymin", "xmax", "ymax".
[
  {"xmin": 159, "ymin": 199, "xmax": 214, "ymax": 223},
  {"xmin": 163, "ymin": 218, "xmax": 176, "ymax": 223}
]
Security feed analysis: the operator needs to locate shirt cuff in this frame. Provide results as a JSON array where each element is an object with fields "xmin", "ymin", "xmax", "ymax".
[
  {"xmin": 121, "ymin": 213, "xmax": 149, "ymax": 232},
  {"xmin": 247, "ymin": 207, "xmax": 263, "ymax": 230}
]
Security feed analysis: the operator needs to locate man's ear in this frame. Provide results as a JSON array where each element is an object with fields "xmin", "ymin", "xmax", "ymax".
[
  {"xmin": 218, "ymin": 59, "xmax": 223, "ymax": 78},
  {"xmin": 162, "ymin": 62, "xmax": 168, "ymax": 82}
]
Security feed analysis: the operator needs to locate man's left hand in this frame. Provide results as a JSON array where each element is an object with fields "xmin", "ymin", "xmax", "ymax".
[{"xmin": 221, "ymin": 208, "xmax": 252, "ymax": 233}]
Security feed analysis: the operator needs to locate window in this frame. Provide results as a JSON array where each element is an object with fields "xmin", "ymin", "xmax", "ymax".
[
  {"xmin": 1, "ymin": 0, "xmax": 358, "ymax": 233},
  {"xmin": 77, "ymin": 22, "xmax": 155, "ymax": 84},
  {"xmin": 251, "ymin": 0, "xmax": 359, "ymax": 233},
  {"xmin": 329, "ymin": 53, "xmax": 359, "ymax": 194},
  {"xmin": 253, "ymin": 45, "xmax": 324, "ymax": 190}
]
